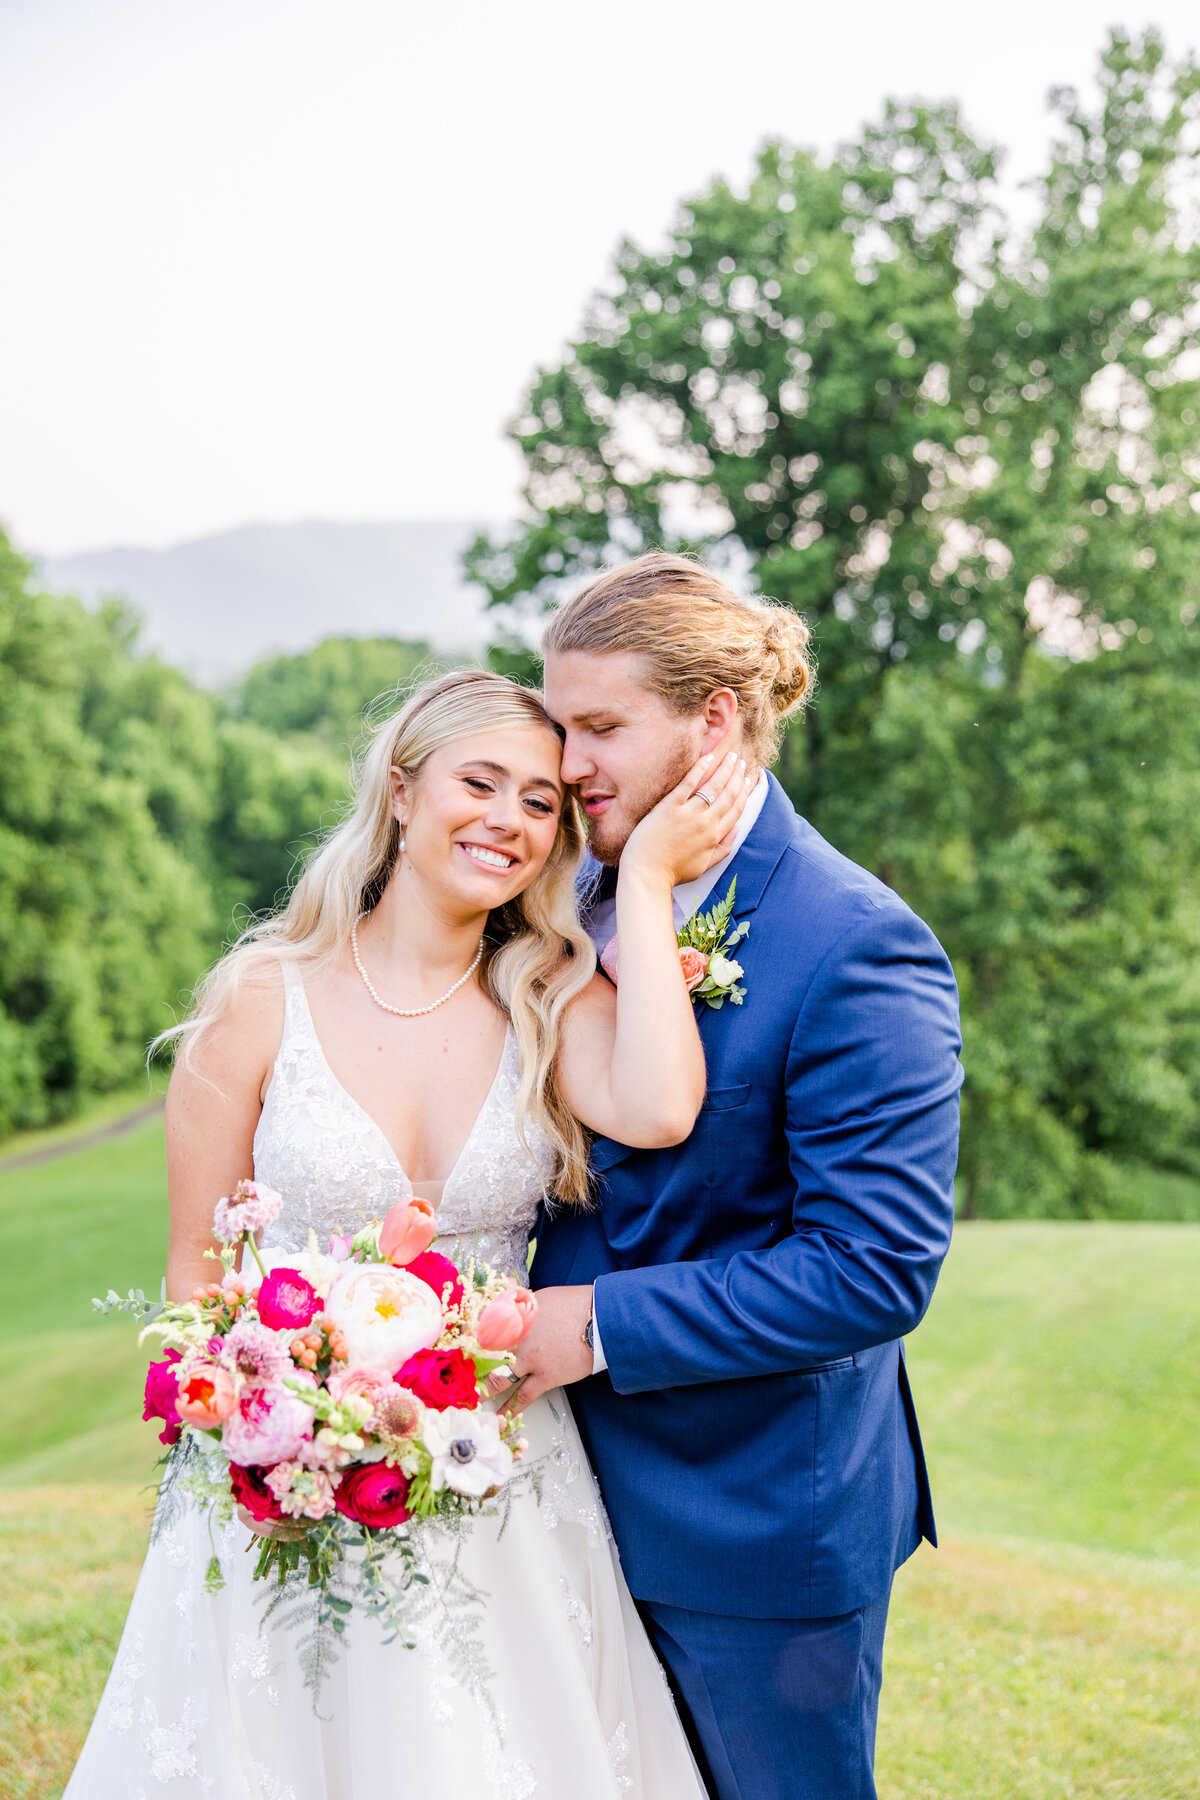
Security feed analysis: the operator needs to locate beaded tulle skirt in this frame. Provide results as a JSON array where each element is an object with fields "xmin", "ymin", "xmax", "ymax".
[{"xmin": 62, "ymin": 1389, "xmax": 705, "ymax": 1799}]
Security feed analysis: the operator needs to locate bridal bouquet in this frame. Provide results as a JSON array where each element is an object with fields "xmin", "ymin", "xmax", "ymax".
[{"xmin": 105, "ymin": 1181, "xmax": 535, "ymax": 1692}]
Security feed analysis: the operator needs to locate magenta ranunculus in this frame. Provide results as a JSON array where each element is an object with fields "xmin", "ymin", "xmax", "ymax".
[
  {"xmin": 256, "ymin": 1267, "xmax": 320, "ymax": 1331},
  {"xmin": 398, "ymin": 1346, "xmax": 479, "ymax": 1411},
  {"xmin": 222, "ymin": 1376, "xmax": 315, "ymax": 1466},
  {"xmin": 334, "ymin": 1461, "xmax": 410, "ymax": 1529},
  {"xmin": 405, "ymin": 1250, "xmax": 464, "ymax": 1309},
  {"xmin": 143, "ymin": 1349, "xmax": 183, "ymax": 1445}
]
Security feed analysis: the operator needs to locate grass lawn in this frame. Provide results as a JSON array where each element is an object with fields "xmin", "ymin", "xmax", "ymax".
[
  {"xmin": 1, "ymin": 1115, "xmax": 1197, "ymax": 1796},
  {"xmin": 906, "ymin": 1222, "xmax": 1200, "ymax": 1564},
  {"xmin": 0, "ymin": 1110, "xmax": 170, "ymax": 1486}
]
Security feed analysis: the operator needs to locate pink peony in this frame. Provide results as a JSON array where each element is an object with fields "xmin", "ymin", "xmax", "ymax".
[
  {"xmin": 327, "ymin": 1363, "xmax": 396, "ymax": 1407},
  {"xmin": 222, "ymin": 1375, "xmax": 315, "ymax": 1466},
  {"xmin": 379, "ymin": 1197, "xmax": 438, "ymax": 1266},
  {"xmin": 176, "ymin": 1363, "xmax": 237, "ymax": 1428},
  {"xmin": 475, "ymin": 1285, "xmax": 538, "ymax": 1352},
  {"xmin": 335, "ymin": 1461, "xmax": 411, "ymax": 1529},
  {"xmin": 142, "ymin": 1350, "xmax": 183, "ymax": 1445},
  {"xmin": 323, "ymin": 1263, "xmax": 443, "ymax": 1373},
  {"xmin": 213, "ymin": 1178, "xmax": 282, "ymax": 1243},
  {"xmin": 405, "ymin": 1250, "xmax": 464, "ymax": 1308},
  {"xmin": 257, "ymin": 1267, "xmax": 320, "ymax": 1331},
  {"xmin": 599, "ymin": 934, "xmax": 619, "ymax": 985},
  {"xmin": 678, "ymin": 946, "xmax": 710, "ymax": 991},
  {"xmin": 398, "ymin": 1346, "xmax": 479, "ymax": 1411}
]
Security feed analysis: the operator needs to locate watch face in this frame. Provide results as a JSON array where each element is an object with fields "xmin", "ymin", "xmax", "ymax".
[{"xmin": 583, "ymin": 1317, "xmax": 595, "ymax": 1352}]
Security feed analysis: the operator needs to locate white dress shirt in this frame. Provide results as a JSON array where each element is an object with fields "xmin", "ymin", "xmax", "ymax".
[{"xmin": 585, "ymin": 771, "xmax": 769, "ymax": 1370}]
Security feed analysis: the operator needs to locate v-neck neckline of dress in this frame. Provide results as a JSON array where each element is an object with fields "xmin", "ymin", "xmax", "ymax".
[{"xmin": 286, "ymin": 974, "xmax": 511, "ymax": 1204}]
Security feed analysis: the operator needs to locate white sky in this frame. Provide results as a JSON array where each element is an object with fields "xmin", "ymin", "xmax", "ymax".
[{"xmin": 2, "ymin": 0, "xmax": 1197, "ymax": 556}]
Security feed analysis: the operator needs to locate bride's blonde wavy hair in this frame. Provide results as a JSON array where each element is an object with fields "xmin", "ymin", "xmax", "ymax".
[{"xmin": 161, "ymin": 669, "xmax": 596, "ymax": 1201}]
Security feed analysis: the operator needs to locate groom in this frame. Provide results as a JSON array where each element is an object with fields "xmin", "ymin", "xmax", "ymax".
[{"xmin": 514, "ymin": 552, "xmax": 962, "ymax": 1800}]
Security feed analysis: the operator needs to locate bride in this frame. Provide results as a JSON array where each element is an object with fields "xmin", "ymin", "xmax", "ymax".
[{"xmin": 65, "ymin": 668, "xmax": 750, "ymax": 1799}]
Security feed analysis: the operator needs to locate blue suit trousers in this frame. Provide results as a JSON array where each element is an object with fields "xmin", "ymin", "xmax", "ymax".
[{"xmin": 638, "ymin": 1588, "xmax": 892, "ymax": 1800}]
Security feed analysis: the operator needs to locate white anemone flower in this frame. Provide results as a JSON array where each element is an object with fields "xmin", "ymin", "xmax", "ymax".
[
  {"xmin": 322, "ymin": 1262, "xmax": 443, "ymax": 1373},
  {"xmin": 424, "ymin": 1407, "xmax": 514, "ymax": 1499}
]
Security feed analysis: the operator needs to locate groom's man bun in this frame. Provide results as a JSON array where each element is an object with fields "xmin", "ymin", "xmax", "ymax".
[{"xmin": 544, "ymin": 551, "xmax": 813, "ymax": 766}]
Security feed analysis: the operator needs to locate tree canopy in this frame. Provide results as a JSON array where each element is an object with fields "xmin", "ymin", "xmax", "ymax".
[
  {"xmin": 468, "ymin": 29, "xmax": 1200, "ymax": 1214},
  {"xmin": 0, "ymin": 538, "xmax": 429, "ymax": 1131}
]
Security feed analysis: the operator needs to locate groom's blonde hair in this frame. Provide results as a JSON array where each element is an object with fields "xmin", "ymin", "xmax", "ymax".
[
  {"xmin": 543, "ymin": 552, "xmax": 814, "ymax": 765},
  {"xmin": 158, "ymin": 670, "xmax": 596, "ymax": 1202}
]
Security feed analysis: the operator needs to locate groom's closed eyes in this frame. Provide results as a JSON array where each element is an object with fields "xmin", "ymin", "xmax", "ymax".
[{"xmin": 564, "ymin": 713, "xmax": 623, "ymax": 738}]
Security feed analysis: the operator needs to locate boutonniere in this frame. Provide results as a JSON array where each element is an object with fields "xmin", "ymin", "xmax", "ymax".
[
  {"xmin": 677, "ymin": 879, "xmax": 749, "ymax": 1009},
  {"xmin": 598, "ymin": 879, "xmax": 749, "ymax": 1009}
]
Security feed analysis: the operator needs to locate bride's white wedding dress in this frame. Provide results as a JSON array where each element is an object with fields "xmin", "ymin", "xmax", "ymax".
[{"xmin": 65, "ymin": 967, "xmax": 706, "ymax": 1799}]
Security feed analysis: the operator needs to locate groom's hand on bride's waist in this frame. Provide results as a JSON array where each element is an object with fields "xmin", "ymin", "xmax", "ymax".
[{"xmin": 489, "ymin": 1284, "xmax": 595, "ymax": 1408}]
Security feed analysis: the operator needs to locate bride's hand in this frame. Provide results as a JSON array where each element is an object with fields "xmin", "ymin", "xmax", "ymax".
[
  {"xmin": 621, "ymin": 750, "xmax": 753, "ymax": 889},
  {"xmin": 237, "ymin": 1505, "xmax": 310, "ymax": 1541}
]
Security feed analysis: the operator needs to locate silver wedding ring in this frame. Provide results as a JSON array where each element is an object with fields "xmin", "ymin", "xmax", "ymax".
[{"xmin": 696, "ymin": 790, "xmax": 715, "ymax": 806}]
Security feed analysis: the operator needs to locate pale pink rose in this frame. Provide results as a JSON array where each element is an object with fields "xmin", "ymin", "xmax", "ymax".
[
  {"xmin": 379, "ymin": 1197, "xmax": 438, "ymax": 1266},
  {"xmin": 323, "ymin": 1263, "xmax": 443, "ymax": 1373},
  {"xmin": 327, "ymin": 1364, "xmax": 396, "ymax": 1407},
  {"xmin": 328, "ymin": 1234, "xmax": 353, "ymax": 1262},
  {"xmin": 679, "ymin": 946, "xmax": 709, "ymax": 991},
  {"xmin": 222, "ymin": 1375, "xmax": 315, "ymax": 1466},
  {"xmin": 175, "ymin": 1363, "xmax": 237, "ymax": 1428},
  {"xmin": 475, "ymin": 1286, "xmax": 538, "ymax": 1352},
  {"xmin": 599, "ymin": 934, "xmax": 619, "ymax": 984}
]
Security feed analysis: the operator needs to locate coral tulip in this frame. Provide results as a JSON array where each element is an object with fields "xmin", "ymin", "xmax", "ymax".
[
  {"xmin": 379, "ymin": 1197, "xmax": 438, "ymax": 1266},
  {"xmin": 475, "ymin": 1286, "xmax": 538, "ymax": 1352}
]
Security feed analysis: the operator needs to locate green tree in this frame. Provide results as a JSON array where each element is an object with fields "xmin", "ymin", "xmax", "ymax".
[
  {"xmin": 210, "ymin": 718, "xmax": 348, "ymax": 922},
  {"xmin": 0, "ymin": 536, "xmax": 217, "ymax": 1129},
  {"xmin": 467, "ymin": 29, "xmax": 1200, "ymax": 1214},
  {"xmin": 233, "ymin": 635, "xmax": 435, "ymax": 744}
]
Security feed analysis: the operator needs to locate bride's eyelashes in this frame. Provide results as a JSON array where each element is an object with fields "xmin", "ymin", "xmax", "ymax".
[{"xmin": 460, "ymin": 775, "xmax": 558, "ymax": 818}]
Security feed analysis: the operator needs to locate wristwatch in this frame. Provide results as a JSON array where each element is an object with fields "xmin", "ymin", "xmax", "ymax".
[{"xmin": 581, "ymin": 1314, "xmax": 595, "ymax": 1354}]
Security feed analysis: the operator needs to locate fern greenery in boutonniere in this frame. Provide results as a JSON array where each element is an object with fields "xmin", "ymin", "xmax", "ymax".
[{"xmin": 677, "ymin": 879, "xmax": 749, "ymax": 1010}]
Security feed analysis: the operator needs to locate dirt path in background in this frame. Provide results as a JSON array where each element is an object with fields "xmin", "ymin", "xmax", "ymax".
[{"xmin": 0, "ymin": 1100, "xmax": 165, "ymax": 1174}]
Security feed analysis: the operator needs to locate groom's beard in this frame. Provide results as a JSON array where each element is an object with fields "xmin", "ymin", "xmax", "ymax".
[{"xmin": 583, "ymin": 740, "xmax": 696, "ymax": 867}]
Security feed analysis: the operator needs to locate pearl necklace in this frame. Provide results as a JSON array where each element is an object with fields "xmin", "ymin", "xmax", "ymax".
[{"xmin": 350, "ymin": 914, "xmax": 484, "ymax": 1018}]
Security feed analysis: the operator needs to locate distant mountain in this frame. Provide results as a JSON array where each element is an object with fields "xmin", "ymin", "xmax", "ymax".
[{"xmin": 37, "ymin": 518, "xmax": 497, "ymax": 684}]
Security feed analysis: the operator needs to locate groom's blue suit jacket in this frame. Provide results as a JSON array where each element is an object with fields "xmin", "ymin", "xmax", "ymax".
[{"xmin": 531, "ymin": 775, "xmax": 962, "ymax": 1620}]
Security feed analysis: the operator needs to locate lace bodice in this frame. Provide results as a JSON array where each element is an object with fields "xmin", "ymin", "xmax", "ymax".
[{"xmin": 253, "ymin": 963, "xmax": 553, "ymax": 1280}]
